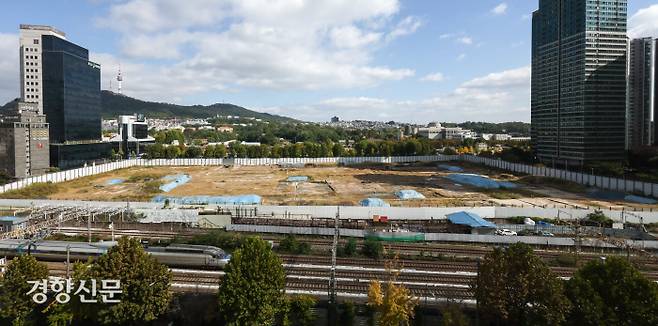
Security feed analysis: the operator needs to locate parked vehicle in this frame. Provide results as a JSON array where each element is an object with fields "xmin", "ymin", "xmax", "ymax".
[{"xmin": 495, "ymin": 229, "xmax": 517, "ymax": 236}]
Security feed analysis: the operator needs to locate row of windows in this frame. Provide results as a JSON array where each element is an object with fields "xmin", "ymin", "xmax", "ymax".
[
  {"xmin": 24, "ymin": 61, "xmax": 39, "ymax": 66},
  {"xmin": 25, "ymin": 94, "xmax": 39, "ymax": 99},
  {"xmin": 25, "ymin": 55, "xmax": 38, "ymax": 60},
  {"xmin": 26, "ymin": 68, "xmax": 39, "ymax": 73},
  {"xmin": 25, "ymin": 81, "xmax": 39, "ymax": 86},
  {"xmin": 24, "ymin": 47, "xmax": 38, "ymax": 52}
]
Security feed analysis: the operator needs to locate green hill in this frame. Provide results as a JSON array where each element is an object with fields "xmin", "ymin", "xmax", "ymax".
[
  {"xmin": 2, "ymin": 92, "xmax": 297, "ymax": 123},
  {"xmin": 100, "ymin": 91, "xmax": 297, "ymax": 122}
]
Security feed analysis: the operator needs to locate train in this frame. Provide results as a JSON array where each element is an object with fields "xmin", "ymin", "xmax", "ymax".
[{"xmin": 0, "ymin": 239, "xmax": 231, "ymax": 269}]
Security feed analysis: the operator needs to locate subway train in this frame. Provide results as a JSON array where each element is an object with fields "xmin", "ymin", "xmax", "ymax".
[{"xmin": 0, "ymin": 239, "xmax": 231, "ymax": 269}]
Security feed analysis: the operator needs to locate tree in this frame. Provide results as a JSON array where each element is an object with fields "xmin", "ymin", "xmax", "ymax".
[
  {"xmin": 566, "ymin": 256, "xmax": 658, "ymax": 326},
  {"xmin": 439, "ymin": 304, "xmax": 469, "ymax": 326},
  {"xmin": 342, "ymin": 238, "xmax": 357, "ymax": 257},
  {"xmin": 184, "ymin": 146, "xmax": 203, "ymax": 158},
  {"xmin": 72, "ymin": 237, "xmax": 172, "ymax": 325},
  {"xmin": 362, "ymin": 238, "xmax": 384, "ymax": 260},
  {"xmin": 278, "ymin": 234, "xmax": 311, "ymax": 255},
  {"xmin": 0, "ymin": 255, "xmax": 49, "ymax": 325},
  {"xmin": 367, "ymin": 259, "xmax": 418, "ymax": 326},
  {"xmin": 218, "ymin": 237, "xmax": 286, "ymax": 325},
  {"xmin": 164, "ymin": 145, "xmax": 181, "ymax": 159},
  {"xmin": 473, "ymin": 243, "xmax": 570, "ymax": 325},
  {"xmin": 281, "ymin": 295, "xmax": 317, "ymax": 326}
]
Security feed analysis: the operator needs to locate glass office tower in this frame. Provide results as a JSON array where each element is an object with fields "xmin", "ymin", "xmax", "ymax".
[
  {"xmin": 41, "ymin": 34, "xmax": 101, "ymax": 143},
  {"xmin": 627, "ymin": 38, "xmax": 656, "ymax": 148},
  {"xmin": 532, "ymin": 0, "xmax": 628, "ymax": 166}
]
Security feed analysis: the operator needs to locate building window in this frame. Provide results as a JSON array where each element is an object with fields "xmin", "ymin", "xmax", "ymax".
[{"xmin": 33, "ymin": 39, "xmax": 39, "ymax": 45}]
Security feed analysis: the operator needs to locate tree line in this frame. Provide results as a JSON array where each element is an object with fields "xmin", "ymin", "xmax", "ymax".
[{"xmin": 143, "ymin": 138, "xmax": 437, "ymax": 159}]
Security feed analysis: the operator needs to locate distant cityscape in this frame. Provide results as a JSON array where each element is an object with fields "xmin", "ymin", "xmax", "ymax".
[{"xmin": 0, "ymin": 0, "xmax": 656, "ymax": 179}]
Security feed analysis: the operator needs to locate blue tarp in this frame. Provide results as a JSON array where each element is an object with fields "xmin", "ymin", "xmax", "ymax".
[
  {"xmin": 106, "ymin": 179, "xmax": 124, "ymax": 185},
  {"xmin": 286, "ymin": 176, "xmax": 309, "ymax": 182},
  {"xmin": 152, "ymin": 195, "xmax": 262, "ymax": 205},
  {"xmin": 447, "ymin": 211, "xmax": 496, "ymax": 228},
  {"xmin": 438, "ymin": 164, "xmax": 464, "ymax": 172},
  {"xmin": 395, "ymin": 190, "xmax": 426, "ymax": 200},
  {"xmin": 588, "ymin": 189, "xmax": 658, "ymax": 204},
  {"xmin": 445, "ymin": 173, "xmax": 517, "ymax": 189},
  {"xmin": 360, "ymin": 198, "xmax": 391, "ymax": 207},
  {"xmin": 624, "ymin": 195, "xmax": 657, "ymax": 205},
  {"xmin": 159, "ymin": 174, "xmax": 191, "ymax": 192}
]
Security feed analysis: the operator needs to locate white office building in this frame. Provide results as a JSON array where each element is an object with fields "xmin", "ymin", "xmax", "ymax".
[{"xmin": 19, "ymin": 24, "xmax": 66, "ymax": 114}]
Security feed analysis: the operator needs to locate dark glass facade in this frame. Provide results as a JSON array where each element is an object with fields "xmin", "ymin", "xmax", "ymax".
[
  {"xmin": 50, "ymin": 142, "xmax": 113, "ymax": 170},
  {"xmin": 41, "ymin": 35, "xmax": 101, "ymax": 143},
  {"xmin": 532, "ymin": 0, "xmax": 627, "ymax": 165},
  {"xmin": 627, "ymin": 38, "xmax": 656, "ymax": 148}
]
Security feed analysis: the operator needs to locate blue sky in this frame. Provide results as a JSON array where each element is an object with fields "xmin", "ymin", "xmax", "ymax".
[{"xmin": 1, "ymin": 0, "xmax": 657, "ymax": 123}]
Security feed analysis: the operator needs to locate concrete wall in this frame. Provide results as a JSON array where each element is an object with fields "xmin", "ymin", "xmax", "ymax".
[{"xmin": 227, "ymin": 224, "xmax": 658, "ymax": 249}]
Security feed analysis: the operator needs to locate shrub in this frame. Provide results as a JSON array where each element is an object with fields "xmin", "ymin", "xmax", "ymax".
[
  {"xmin": 279, "ymin": 234, "xmax": 311, "ymax": 255},
  {"xmin": 362, "ymin": 239, "xmax": 384, "ymax": 260}
]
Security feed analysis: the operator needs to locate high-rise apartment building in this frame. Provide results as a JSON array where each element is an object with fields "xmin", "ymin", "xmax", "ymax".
[
  {"xmin": 627, "ymin": 37, "xmax": 657, "ymax": 148},
  {"xmin": 531, "ymin": 0, "xmax": 628, "ymax": 166}
]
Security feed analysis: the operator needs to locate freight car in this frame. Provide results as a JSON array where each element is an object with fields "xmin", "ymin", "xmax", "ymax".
[{"xmin": 0, "ymin": 239, "xmax": 230, "ymax": 269}]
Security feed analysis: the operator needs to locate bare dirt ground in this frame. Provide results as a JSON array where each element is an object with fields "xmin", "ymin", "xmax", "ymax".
[{"xmin": 42, "ymin": 163, "xmax": 658, "ymax": 209}]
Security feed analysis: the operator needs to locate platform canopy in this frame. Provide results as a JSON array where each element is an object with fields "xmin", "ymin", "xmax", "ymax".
[{"xmin": 446, "ymin": 211, "xmax": 496, "ymax": 228}]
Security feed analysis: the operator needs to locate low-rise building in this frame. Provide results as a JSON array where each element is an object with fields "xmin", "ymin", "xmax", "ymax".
[
  {"xmin": 0, "ymin": 102, "xmax": 50, "ymax": 178},
  {"xmin": 0, "ymin": 216, "xmax": 29, "ymax": 232}
]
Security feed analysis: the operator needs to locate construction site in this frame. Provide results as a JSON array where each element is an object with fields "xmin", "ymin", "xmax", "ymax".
[{"xmin": 6, "ymin": 161, "xmax": 657, "ymax": 210}]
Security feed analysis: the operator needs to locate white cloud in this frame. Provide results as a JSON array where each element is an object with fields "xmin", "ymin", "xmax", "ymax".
[
  {"xmin": 385, "ymin": 16, "xmax": 423, "ymax": 42},
  {"xmin": 491, "ymin": 3, "xmax": 508, "ymax": 16},
  {"xmin": 0, "ymin": 33, "xmax": 19, "ymax": 104},
  {"xmin": 93, "ymin": 0, "xmax": 419, "ymax": 101},
  {"xmin": 457, "ymin": 36, "xmax": 473, "ymax": 45},
  {"xmin": 629, "ymin": 4, "xmax": 658, "ymax": 38},
  {"xmin": 420, "ymin": 72, "xmax": 445, "ymax": 82},
  {"xmin": 457, "ymin": 53, "xmax": 466, "ymax": 61},
  {"xmin": 438, "ymin": 33, "xmax": 474, "ymax": 46},
  {"xmin": 460, "ymin": 66, "xmax": 530, "ymax": 89},
  {"xmin": 262, "ymin": 66, "xmax": 531, "ymax": 123}
]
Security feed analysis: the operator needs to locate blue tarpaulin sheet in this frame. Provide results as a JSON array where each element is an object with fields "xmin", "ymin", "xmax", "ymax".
[
  {"xmin": 438, "ymin": 164, "xmax": 464, "ymax": 172},
  {"xmin": 159, "ymin": 174, "xmax": 191, "ymax": 192},
  {"xmin": 395, "ymin": 190, "xmax": 425, "ymax": 200},
  {"xmin": 445, "ymin": 173, "xmax": 517, "ymax": 189},
  {"xmin": 447, "ymin": 211, "xmax": 496, "ymax": 228},
  {"xmin": 286, "ymin": 176, "xmax": 309, "ymax": 182},
  {"xmin": 106, "ymin": 179, "xmax": 124, "ymax": 185},
  {"xmin": 360, "ymin": 198, "xmax": 390, "ymax": 207},
  {"xmin": 152, "ymin": 195, "xmax": 262, "ymax": 205},
  {"xmin": 624, "ymin": 195, "xmax": 657, "ymax": 205}
]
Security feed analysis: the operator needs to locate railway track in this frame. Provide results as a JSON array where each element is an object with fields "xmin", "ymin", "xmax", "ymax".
[{"xmin": 53, "ymin": 227, "xmax": 658, "ymax": 270}]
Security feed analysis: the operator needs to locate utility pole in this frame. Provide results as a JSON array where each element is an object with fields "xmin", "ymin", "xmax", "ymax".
[
  {"xmin": 88, "ymin": 214, "xmax": 92, "ymax": 243},
  {"xmin": 66, "ymin": 245, "xmax": 70, "ymax": 278},
  {"xmin": 329, "ymin": 206, "xmax": 340, "ymax": 305}
]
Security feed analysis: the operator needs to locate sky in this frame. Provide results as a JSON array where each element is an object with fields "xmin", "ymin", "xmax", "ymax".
[{"xmin": 1, "ymin": 0, "xmax": 658, "ymax": 123}]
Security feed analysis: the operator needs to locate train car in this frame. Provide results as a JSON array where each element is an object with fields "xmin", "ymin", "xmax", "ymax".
[{"xmin": 0, "ymin": 239, "xmax": 230, "ymax": 269}]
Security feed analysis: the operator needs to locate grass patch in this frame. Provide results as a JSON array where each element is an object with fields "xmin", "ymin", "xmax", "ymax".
[
  {"xmin": 127, "ymin": 172, "xmax": 163, "ymax": 183},
  {"xmin": 482, "ymin": 188, "xmax": 544, "ymax": 199},
  {"xmin": 518, "ymin": 176, "xmax": 587, "ymax": 193},
  {"xmin": 0, "ymin": 182, "xmax": 59, "ymax": 199}
]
